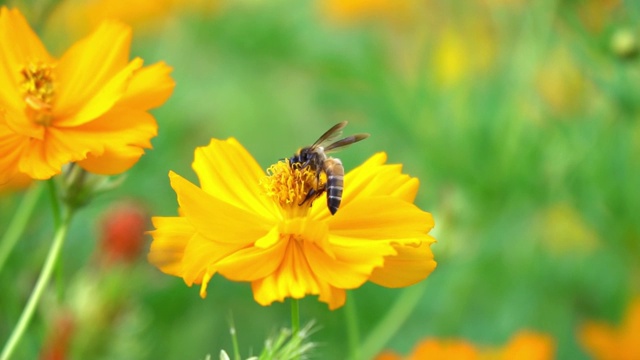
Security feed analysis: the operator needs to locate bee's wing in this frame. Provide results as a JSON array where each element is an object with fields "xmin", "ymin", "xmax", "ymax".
[
  {"xmin": 324, "ymin": 133, "xmax": 370, "ymax": 152},
  {"xmin": 310, "ymin": 121, "xmax": 349, "ymax": 149}
]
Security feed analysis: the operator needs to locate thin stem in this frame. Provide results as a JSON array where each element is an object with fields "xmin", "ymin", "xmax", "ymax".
[
  {"xmin": 47, "ymin": 178, "xmax": 61, "ymax": 228},
  {"xmin": 344, "ymin": 291, "xmax": 361, "ymax": 360},
  {"xmin": 291, "ymin": 298, "xmax": 300, "ymax": 337},
  {"xmin": 0, "ymin": 206, "xmax": 73, "ymax": 360},
  {"xmin": 228, "ymin": 314, "xmax": 241, "ymax": 360},
  {"xmin": 359, "ymin": 283, "xmax": 428, "ymax": 360},
  {"xmin": 0, "ymin": 182, "xmax": 44, "ymax": 274}
]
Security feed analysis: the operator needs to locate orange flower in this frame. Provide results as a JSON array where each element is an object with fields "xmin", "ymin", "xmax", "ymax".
[
  {"xmin": 148, "ymin": 137, "xmax": 436, "ymax": 309},
  {"xmin": 376, "ymin": 331, "xmax": 554, "ymax": 360},
  {"xmin": 0, "ymin": 7, "xmax": 174, "ymax": 183},
  {"xmin": 497, "ymin": 331, "xmax": 556, "ymax": 360},
  {"xmin": 579, "ymin": 298, "xmax": 640, "ymax": 360}
]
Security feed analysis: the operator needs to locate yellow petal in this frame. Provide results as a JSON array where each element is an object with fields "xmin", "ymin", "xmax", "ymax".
[
  {"xmin": 55, "ymin": 20, "xmax": 132, "ymax": 119},
  {"xmin": 169, "ymin": 171, "xmax": 273, "ymax": 244},
  {"xmin": 75, "ymin": 108, "xmax": 157, "ymax": 174},
  {"xmin": 17, "ymin": 126, "xmax": 102, "ymax": 179},
  {"xmin": 56, "ymin": 57, "xmax": 143, "ymax": 127},
  {"xmin": 192, "ymin": 138, "xmax": 279, "ymax": 220},
  {"xmin": 181, "ymin": 232, "xmax": 240, "ymax": 286},
  {"xmin": 215, "ymin": 226, "xmax": 287, "ymax": 281},
  {"xmin": 329, "ymin": 196, "xmax": 434, "ymax": 240},
  {"xmin": 0, "ymin": 8, "xmax": 53, "ymax": 110},
  {"xmin": 369, "ymin": 241, "xmax": 437, "ymax": 288},
  {"xmin": 305, "ymin": 236, "xmax": 395, "ymax": 289},
  {"xmin": 116, "ymin": 61, "xmax": 175, "ymax": 111},
  {"xmin": 0, "ymin": 8, "xmax": 52, "ymax": 139},
  {"xmin": 147, "ymin": 216, "xmax": 193, "ymax": 276},
  {"xmin": 0, "ymin": 121, "xmax": 27, "ymax": 183},
  {"xmin": 249, "ymin": 240, "xmax": 323, "ymax": 305}
]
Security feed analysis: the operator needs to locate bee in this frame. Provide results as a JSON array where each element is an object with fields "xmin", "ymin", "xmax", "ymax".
[{"xmin": 290, "ymin": 121, "xmax": 369, "ymax": 215}]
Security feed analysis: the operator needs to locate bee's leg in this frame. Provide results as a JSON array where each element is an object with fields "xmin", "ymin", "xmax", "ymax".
[{"xmin": 299, "ymin": 183, "xmax": 326, "ymax": 206}]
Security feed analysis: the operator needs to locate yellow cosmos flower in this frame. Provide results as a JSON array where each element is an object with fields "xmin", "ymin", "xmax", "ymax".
[
  {"xmin": 0, "ymin": 7, "xmax": 175, "ymax": 183},
  {"xmin": 148, "ymin": 137, "xmax": 436, "ymax": 309}
]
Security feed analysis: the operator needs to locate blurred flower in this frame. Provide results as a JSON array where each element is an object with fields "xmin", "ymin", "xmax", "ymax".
[
  {"xmin": 496, "ymin": 331, "xmax": 556, "ymax": 360},
  {"xmin": 40, "ymin": 312, "xmax": 75, "ymax": 360},
  {"xmin": 376, "ymin": 331, "xmax": 554, "ymax": 360},
  {"xmin": 537, "ymin": 203, "xmax": 599, "ymax": 256},
  {"xmin": 535, "ymin": 47, "xmax": 593, "ymax": 118},
  {"xmin": 319, "ymin": 0, "xmax": 413, "ymax": 25},
  {"xmin": 579, "ymin": 297, "xmax": 640, "ymax": 360},
  {"xmin": 148, "ymin": 138, "xmax": 436, "ymax": 309},
  {"xmin": 98, "ymin": 201, "xmax": 149, "ymax": 266},
  {"xmin": 0, "ymin": 7, "xmax": 175, "ymax": 183},
  {"xmin": 431, "ymin": 25, "xmax": 495, "ymax": 87},
  {"xmin": 375, "ymin": 338, "xmax": 479, "ymax": 360},
  {"xmin": 47, "ymin": 0, "xmax": 220, "ymax": 36},
  {"xmin": 0, "ymin": 172, "xmax": 32, "ymax": 193}
]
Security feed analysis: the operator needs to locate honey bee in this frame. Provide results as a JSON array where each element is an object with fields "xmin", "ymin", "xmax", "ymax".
[{"xmin": 290, "ymin": 121, "xmax": 369, "ymax": 215}]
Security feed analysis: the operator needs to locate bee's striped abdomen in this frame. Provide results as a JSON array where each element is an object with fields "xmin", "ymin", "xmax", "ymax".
[{"xmin": 325, "ymin": 158, "xmax": 344, "ymax": 215}]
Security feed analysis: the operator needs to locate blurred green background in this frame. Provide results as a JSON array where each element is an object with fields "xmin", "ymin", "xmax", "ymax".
[{"xmin": 2, "ymin": 0, "xmax": 640, "ymax": 358}]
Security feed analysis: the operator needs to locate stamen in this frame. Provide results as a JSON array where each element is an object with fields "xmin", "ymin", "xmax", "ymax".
[
  {"xmin": 21, "ymin": 62, "xmax": 56, "ymax": 126},
  {"xmin": 261, "ymin": 159, "xmax": 324, "ymax": 217}
]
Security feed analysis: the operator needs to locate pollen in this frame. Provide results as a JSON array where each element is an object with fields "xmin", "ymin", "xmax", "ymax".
[
  {"xmin": 261, "ymin": 159, "xmax": 324, "ymax": 216},
  {"xmin": 21, "ymin": 61, "xmax": 56, "ymax": 126}
]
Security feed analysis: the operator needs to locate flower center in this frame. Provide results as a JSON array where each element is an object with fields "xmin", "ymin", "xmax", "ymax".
[
  {"xmin": 261, "ymin": 159, "xmax": 325, "ymax": 217},
  {"xmin": 21, "ymin": 62, "xmax": 56, "ymax": 126}
]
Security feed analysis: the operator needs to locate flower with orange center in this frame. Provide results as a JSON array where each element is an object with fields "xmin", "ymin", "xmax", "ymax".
[
  {"xmin": 579, "ymin": 297, "xmax": 640, "ymax": 360},
  {"xmin": 148, "ymin": 137, "xmax": 436, "ymax": 309},
  {"xmin": 0, "ymin": 7, "xmax": 175, "ymax": 183}
]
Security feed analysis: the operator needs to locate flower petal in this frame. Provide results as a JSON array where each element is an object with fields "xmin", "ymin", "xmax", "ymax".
[
  {"xmin": 0, "ymin": 8, "xmax": 52, "ymax": 139},
  {"xmin": 115, "ymin": 61, "xmax": 175, "ymax": 111},
  {"xmin": 75, "ymin": 107, "xmax": 157, "ymax": 174},
  {"xmin": 329, "ymin": 196, "xmax": 434, "ymax": 241},
  {"xmin": 215, "ymin": 226, "xmax": 287, "ymax": 281},
  {"xmin": 192, "ymin": 138, "xmax": 279, "ymax": 220},
  {"xmin": 56, "ymin": 57, "xmax": 143, "ymax": 127},
  {"xmin": 249, "ymin": 239, "xmax": 322, "ymax": 303},
  {"xmin": 369, "ymin": 241, "xmax": 437, "ymax": 288},
  {"xmin": 305, "ymin": 235, "xmax": 396, "ymax": 289},
  {"xmin": 147, "ymin": 216, "xmax": 193, "ymax": 277},
  {"xmin": 169, "ymin": 171, "xmax": 273, "ymax": 244},
  {"xmin": 17, "ymin": 126, "xmax": 101, "ymax": 179},
  {"xmin": 180, "ymin": 232, "xmax": 242, "ymax": 286},
  {"xmin": 0, "ymin": 121, "xmax": 27, "ymax": 183},
  {"xmin": 54, "ymin": 20, "xmax": 132, "ymax": 120}
]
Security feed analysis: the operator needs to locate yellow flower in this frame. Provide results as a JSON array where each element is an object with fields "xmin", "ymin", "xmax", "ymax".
[
  {"xmin": 579, "ymin": 297, "xmax": 640, "ymax": 360},
  {"xmin": 375, "ymin": 331, "xmax": 554, "ymax": 360},
  {"xmin": 148, "ymin": 137, "xmax": 436, "ymax": 309},
  {"xmin": 0, "ymin": 7, "xmax": 175, "ymax": 183},
  {"xmin": 375, "ymin": 339, "xmax": 479, "ymax": 360}
]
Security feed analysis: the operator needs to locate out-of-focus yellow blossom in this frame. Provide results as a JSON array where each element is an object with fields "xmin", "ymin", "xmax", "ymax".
[
  {"xmin": 47, "ymin": 0, "xmax": 220, "ymax": 36},
  {"xmin": 0, "ymin": 7, "xmax": 175, "ymax": 183},
  {"xmin": 148, "ymin": 138, "xmax": 436, "ymax": 310},
  {"xmin": 319, "ymin": 0, "xmax": 413, "ymax": 25},
  {"xmin": 376, "ymin": 330, "xmax": 555, "ymax": 360},
  {"xmin": 537, "ymin": 203, "xmax": 599, "ymax": 256},
  {"xmin": 579, "ymin": 298, "xmax": 640, "ymax": 360}
]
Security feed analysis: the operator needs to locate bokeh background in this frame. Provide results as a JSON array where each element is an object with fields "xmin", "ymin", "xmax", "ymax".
[{"xmin": 1, "ymin": 0, "xmax": 639, "ymax": 358}]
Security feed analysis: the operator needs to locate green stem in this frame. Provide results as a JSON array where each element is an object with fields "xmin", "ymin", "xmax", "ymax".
[
  {"xmin": 0, "ymin": 206, "xmax": 73, "ymax": 360},
  {"xmin": 344, "ymin": 291, "xmax": 361, "ymax": 360},
  {"xmin": 359, "ymin": 283, "xmax": 428, "ymax": 360},
  {"xmin": 291, "ymin": 298, "xmax": 300, "ymax": 337},
  {"xmin": 0, "ymin": 182, "xmax": 44, "ymax": 275},
  {"xmin": 47, "ymin": 179, "xmax": 61, "ymax": 228}
]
